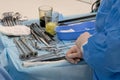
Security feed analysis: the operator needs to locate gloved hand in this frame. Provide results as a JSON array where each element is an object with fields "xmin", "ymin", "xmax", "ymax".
[
  {"xmin": 65, "ymin": 32, "xmax": 91, "ymax": 64},
  {"xmin": 66, "ymin": 45, "xmax": 82, "ymax": 64},
  {"xmin": 75, "ymin": 32, "xmax": 91, "ymax": 49}
]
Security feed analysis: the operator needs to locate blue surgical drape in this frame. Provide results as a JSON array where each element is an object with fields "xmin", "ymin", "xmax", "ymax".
[{"xmin": 0, "ymin": 65, "xmax": 12, "ymax": 80}]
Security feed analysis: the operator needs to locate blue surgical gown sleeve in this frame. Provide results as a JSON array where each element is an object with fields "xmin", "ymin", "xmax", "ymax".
[
  {"xmin": 83, "ymin": 0, "xmax": 120, "ymax": 80},
  {"xmin": 0, "ymin": 66, "xmax": 12, "ymax": 80}
]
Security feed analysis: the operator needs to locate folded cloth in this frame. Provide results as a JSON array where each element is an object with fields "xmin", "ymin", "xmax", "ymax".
[{"xmin": 0, "ymin": 25, "xmax": 30, "ymax": 36}]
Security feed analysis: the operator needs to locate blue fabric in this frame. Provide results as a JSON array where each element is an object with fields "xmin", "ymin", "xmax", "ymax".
[
  {"xmin": 83, "ymin": 0, "xmax": 120, "ymax": 80},
  {"xmin": 0, "ymin": 65, "xmax": 12, "ymax": 80},
  {"xmin": 0, "ymin": 12, "xmax": 93, "ymax": 80},
  {"xmin": 0, "ymin": 35, "xmax": 92, "ymax": 80},
  {"xmin": 0, "ymin": 36, "xmax": 12, "ymax": 80}
]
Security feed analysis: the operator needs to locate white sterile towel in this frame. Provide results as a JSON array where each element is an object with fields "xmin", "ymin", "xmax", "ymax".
[{"xmin": 0, "ymin": 25, "xmax": 30, "ymax": 36}]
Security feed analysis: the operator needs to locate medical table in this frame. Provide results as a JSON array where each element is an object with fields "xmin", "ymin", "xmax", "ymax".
[
  {"xmin": 0, "ymin": 0, "xmax": 95, "ymax": 79},
  {"xmin": 0, "ymin": 13, "xmax": 96, "ymax": 80}
]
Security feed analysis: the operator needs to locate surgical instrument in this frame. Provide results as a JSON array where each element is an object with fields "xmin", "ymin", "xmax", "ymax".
[
  {"xmin": 14, "ymin": 38, "xmax": 31, "ymax": 59},
  {"xmin": 19, "ymin": 38, "xmax": 38, "ymax": 57}
]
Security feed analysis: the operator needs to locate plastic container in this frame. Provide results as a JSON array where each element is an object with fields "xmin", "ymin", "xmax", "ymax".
[{"xmin": 55, "ymin": 21, "xmax": 96, "ymax": 40}]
